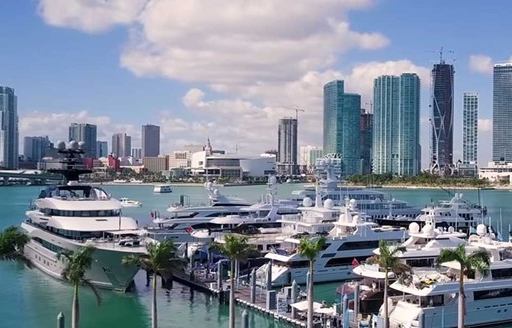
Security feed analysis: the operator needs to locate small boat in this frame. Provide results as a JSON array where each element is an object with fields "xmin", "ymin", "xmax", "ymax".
[
  {"xmin": 153, "ymin": 184, "xmax": 173, "ymax": 193},
  {"xmin": 119, "ymin": 197, "xmax": 142, "ymax": 207}
]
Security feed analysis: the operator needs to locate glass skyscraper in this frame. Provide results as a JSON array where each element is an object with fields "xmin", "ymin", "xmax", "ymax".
[
  {"xmin": 112, "ymin": 133, "xmax": 132, "ymax": 158},
  {"xmin": 277, "ymin": 118, "xmax": 298, "ymax": 175},
  {"xmin": 323, "ymin": 80, "xmax": 361, "ymax": 176},
  {"xmin": 68, "ymin": 123, "xmax": 97, "ymax": 158},
  {"xmin": 431, "ymin": 61, "xmax": 454, "ymax": 173},
  {"xmin": 372, "ymin": 74, "xmax": 420, "ymax": 176},
  {"xmin": 493, "ymin": 64, "xmax": 512, "ymax": 162},
  {"xmin": 142, "ymin": 124, "xmax": 160, "ymax": 158},
  {"xmin": 96, "ymin": 141, "xmax": 108, "ymax": 158},
  {"xmin": 23, "ymin": 136, "xmax": 52, "ymax": 162},
  {"xmin": 0, "ymin": 86, "xmax": 18, "ymax": 169},
  {"xmin": 463, "ymin": 92, "xmax": 478, "ymax": 164},
  {"xmin": 360, "ymin": 109, "xmax": 373, "ymax": 174}
]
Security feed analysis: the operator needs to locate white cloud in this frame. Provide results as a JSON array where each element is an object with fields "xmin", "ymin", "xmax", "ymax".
[
  {"xmin": 469, "ymin": 54, "xmax": 493, "ymax": 74},
  {"xmin": 38, "ymin": 0, "xmax": 147, "ymax": 33},
  {"xmin": 120, "ymin": 0, "xmax": 388, "ymax": 89},
  {"xmin": 478, "ymin": 118, "xmax": 492, "ymax": 132}
]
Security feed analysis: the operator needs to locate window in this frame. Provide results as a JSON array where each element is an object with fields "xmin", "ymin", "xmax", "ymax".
[
  {"xmin": 289, "ymin": 260, "xmax": 310, "ymax": 268},
  {"xmin": 325, "ymin": 256, "xmax": 367, "ymax": 267},
  {"xmin": 406, "ymin": 258, "xmax": 435, "ymax": 267},
  {"xmin": 474, "ymin": 288, "xmax": 512, "ymax": 300},
  {"xmin": 492, "ymin": 268, "xmax": 512, "ymax": 280},
  {"xmin": 321, "ymin": 253, "xmax": 336, "ymax": 258},
  {"xmin": 337, "ymin": 240, "xmax": 379, "ymax": 251}
]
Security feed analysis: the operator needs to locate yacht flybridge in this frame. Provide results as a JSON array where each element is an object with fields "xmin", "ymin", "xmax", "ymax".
[{"xmin": 21, "ymin": 141, "xmax": 148, "ymax": 291}]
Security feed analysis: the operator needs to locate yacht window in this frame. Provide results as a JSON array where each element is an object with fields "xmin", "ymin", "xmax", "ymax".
[
  {"xmin": 289, "ymin": 260, "xmax": 310, "ymax": 268},
  {"xmin": 420, "ymin": 295, "xmax": 443, "ymax": 307},
  {"xmin": 406, "ymin": 258, "xmax": 435, "ymax": 267},
  {"xmin": 491, "ymin": 268, "xmax": 512, "ymax": 280},
  {"xmin": 325, "ymin": 256, "xmax": 367, "ymax": 267},
  {"xmin": 337, "ymin": 240, "xmax": 379, "ymax": 251},
  {"xmin": 321, "ymin": 253, "xmax": 336, "ymax": 258},
  {"xmin": 474, "ymin": 288, "xmax": 512, "ymax": 300}
]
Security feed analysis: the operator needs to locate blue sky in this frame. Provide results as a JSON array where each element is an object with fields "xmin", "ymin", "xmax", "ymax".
[{"xmin": 1, "ymin": 0, "xmax": 508, "ymax": 166}]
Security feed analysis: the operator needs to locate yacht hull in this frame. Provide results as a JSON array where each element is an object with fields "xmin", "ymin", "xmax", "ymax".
[
  {"xmin": 21, "ymin": 223, "xmax": 142, "ymax": 291},
  {"xmin": 265, "ymin": 264, "xmax": 357, "ymax": 287}
]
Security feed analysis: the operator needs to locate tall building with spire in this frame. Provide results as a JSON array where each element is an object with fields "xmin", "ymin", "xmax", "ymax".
[
  {"xmin": 0, "ymin": 86, "xmax": 18, "ymax": 169},
  {"xmin": 323, "ymin": 80, "xmax": 361, "ymax": 176},
  {"xmin": 430, "ymin": 59, "xmax": 454, "ymax": 174}
]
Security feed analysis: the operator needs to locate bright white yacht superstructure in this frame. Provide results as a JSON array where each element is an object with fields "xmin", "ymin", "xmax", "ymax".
[
  {"xmin": 21, "ymin": 142, "xmax": 148, "ymax": 291},
  {"xmin": 259, "ymin": 195, "xmax": 407, "ymax": 287},
  {"xmin": 380, "ymin": 227, "xmax": 512, "ymax": 328}
]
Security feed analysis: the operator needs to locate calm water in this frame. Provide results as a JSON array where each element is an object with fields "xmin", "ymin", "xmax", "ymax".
[{"xmin": 1, "ymin": 184, "xmax": 512, "ymax": 328}]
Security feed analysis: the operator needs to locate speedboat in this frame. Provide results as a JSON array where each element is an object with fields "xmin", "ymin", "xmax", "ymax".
[
  {"xmin": 21, "ymin": 141, "xmax": 149, "ymax": 291},
  {"xmin": 119, "ymin": 197, "xmax": 142, "ymax": 208}
]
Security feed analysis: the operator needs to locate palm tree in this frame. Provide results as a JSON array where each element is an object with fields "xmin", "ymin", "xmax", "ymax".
[
  {"xmin": 297, "ymin": 236, "xmax": 326, "ymax": 328},
  {"xmin": 375, "ymin": 240, "xmax": 410, "ymax": 328},
  {"xmin": 0, "ymin": 226, "xmax": 30, "ymax": 265},
  {"xmin": 123, "ymin": 240, "xmax": 183, "ymax": 328},
  {"xmin": 438, "ymin": 244, "xmax": 490, "ymax": 328},
  {"xmin": 214, "ymin": 234, "xmax": 254, "ymax": 328},
  {"xmin": 58, "ymin": 246, "xmax": 101, "ymax": 328}
]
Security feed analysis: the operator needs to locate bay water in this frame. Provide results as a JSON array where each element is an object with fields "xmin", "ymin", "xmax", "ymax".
[{"xmin": 1, "ymin": 184, "xmax": 512, "ymax": 328}]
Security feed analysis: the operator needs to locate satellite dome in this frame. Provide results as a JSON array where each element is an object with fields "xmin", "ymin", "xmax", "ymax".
[
  {"xmin": 408, "ymin": 222, "xmax": 420, "ymax": 234},
  {"xmin": 69, "ymin": 140, "xmax": 79, "ymax": 150},
  {"xmin": 324, "ymin": 199, "xmax": 334, "ymax": 209},
  {"xmin": 78, "ymin": 141, "xmax": 86, "ymax": 149},
  {"xmin": 448, "ymin": 226, "xmax": 455, "ymax": 233},
  {"xmin": 349, "ymin": 199, "xmax": 357, "ymax": 210},
  {"xmin": 476, "ymin": 224, "xmax": 487, "ymax": 236},
  {"xmin": 353, "ymin": 215, "xmax": 360, "ymax": 224},
  {"xmin": 57, "ymin": 141, "xmax": 66, "ymax": 151},
  {"xmin": 302, "ymin": 197, "xmax": 313, "ymax": 207},
  {"xmin": 422, "ymin": 223, "xmax": 433, "ymax": 234}
]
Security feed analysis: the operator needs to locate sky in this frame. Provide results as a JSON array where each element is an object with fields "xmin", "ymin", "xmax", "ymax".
[{"xmin": 1, "ymin": 0, "xmax": 509, "ymax": 167}]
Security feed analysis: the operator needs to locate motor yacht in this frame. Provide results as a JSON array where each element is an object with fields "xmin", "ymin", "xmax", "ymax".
[
  {"xmin": 153, "ymin": 184, "xmax": 173, "ymax": 193},
  {"xmin": 21, "ymin": 142, "xmax": 149, "ymax": 291},
  {"xmin": 258, "ymin": 194, "xmax": 407, "ymax": 287},
  {"xmin": 119, "ymin": 197, "xmax": 142, "ymax": 208}
]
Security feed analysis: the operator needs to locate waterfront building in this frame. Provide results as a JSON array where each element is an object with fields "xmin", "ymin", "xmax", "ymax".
[
  {"xmin": 131, "ymin": 147, "xmax": 142, "ymax": 160},
  {"xmin": 23, "ymin": 136, "xmax": 52, "ymax": 162},
  {"xmin": 69, "ymin": 123, "xmax": 97, "ymax": 158},
  {"xmin": 168, "ymin": 150, "xmax": 191, "ymax": 169},
  {"xmin": 479, "ymin": 161, "xmax": 512, "ymax": 184},
  {"xmin": 463, "ymin": 92, "xmax": 478, "ymax": 164},
  {"xmin": 372, "ymin": 74, "xmax": 420, "ymax": 176},
  {"xmin": 190, "ymin": 151, "xmax": 275, "ymax": 179},
  {"xmin": 111, "ymin": 133, "xmax": 131, "ymax": 158},
  {"xmin": 96, "ymin": 141, "xmax": 108, "ymax": 158},
  {"xmin": 141, "ymin": 124, "xmax": 160, "ymax": 158},
  {"xmin": 277, "ymin": 118, "xmax": 298, "ymax": 175},
  {"xmin": 493, "ymin": 63, "xmax": 512, "ymax": 162},
  {"xmin": 430, "ymin": 60, "xmax": 455, "ymax": 174},
  {"xmin": 143, "ymin": 156, "xmax": 169, "ymax": 173},
  {"xmin": 323, "ymin": 80, "xmax": 361, "ymax": 176},
  {"xmin": 0, "ymin": 86, "xmax": 18, "ymax": 169},
  {"xmin": 360, "ymin": 109, "xmax": 373, "ymax": 174}
]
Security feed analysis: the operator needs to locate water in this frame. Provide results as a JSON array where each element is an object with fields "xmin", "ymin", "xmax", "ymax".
[{"xmin": 1, "ymin": 184, "xmax": 512, "ymax": 327}]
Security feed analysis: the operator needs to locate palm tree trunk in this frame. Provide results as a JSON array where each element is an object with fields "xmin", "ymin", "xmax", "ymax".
[
  {"xmin": 458, "ymin": 271, "xmax": 464, "ymax": 328},
  {"xmin": 229, "ymin": 259, "xmax": 236, "ymax": 328},
  {"xmin": 307, "ymin": 261, "xmax": 314, "ymax": 328},
  {"xmin": 72, "ymin": 283, "xmax": 79, "ymax": 328},
  {"xmin": 152, "ymin": 272, "xmax": 158, "ymax": 328},
  {"xmin": 384, "ymin": 268, "xmax": 389, "ymax": 328}
]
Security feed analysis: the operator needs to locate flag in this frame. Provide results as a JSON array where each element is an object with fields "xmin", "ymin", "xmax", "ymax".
[
  {"xmin": 185, "ymin": 226, "xmax": 193, "ymax": 234},
  {"xmin": 351, "ymin": 258, "xmax": 360, "ymax": 268}
]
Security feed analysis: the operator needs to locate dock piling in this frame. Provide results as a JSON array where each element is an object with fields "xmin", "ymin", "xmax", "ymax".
[
  {"xmin": 353, "ymin": 282, "xmax": 359, "ymax": 324},
  {"xmin": 266, "ymin": 290, "xmax": 277, "ymax": 310},
  {"xmin": 250, "ymin": 269, "xmax": 256, "ymax": 304},
  {"xmin": 266, "ymin": 261, "xmax": 272, "ymax": 290},
  {"xmin": 242, "ymin": 310, "xmax": 249, "ymax": 328},
  {"xmin": 57, "ymin": 312, "xmax": 65, "ymax": 328},
  {"xmin": 291, "ymin": 280, "xmax": 298, "ymax": 319}
]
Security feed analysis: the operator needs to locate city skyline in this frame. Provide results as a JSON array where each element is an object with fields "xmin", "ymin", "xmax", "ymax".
[{"xmin": 1, "ymin": 1, "xmax": 512, "ymax": 166}]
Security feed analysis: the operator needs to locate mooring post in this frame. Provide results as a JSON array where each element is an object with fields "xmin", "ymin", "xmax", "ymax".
[
  {"xmin": 290, "ymin": 280, "xmax": 298, "ymax": 318},
  {"xmin": 242, "ymin": 310, "xmax": 249, "ymax": 328},
  {"xmin": 57, "ymin": 312, "xmax": 65, "ymax": 328},
  {"xmin": 250, "ymin": 268, "xmax": 257, "ymax": 304}
]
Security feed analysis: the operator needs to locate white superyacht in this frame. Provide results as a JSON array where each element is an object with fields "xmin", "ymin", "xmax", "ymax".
[{"xmin": 21, "ymin": 142, "xmax": 148, "ymax": 291}]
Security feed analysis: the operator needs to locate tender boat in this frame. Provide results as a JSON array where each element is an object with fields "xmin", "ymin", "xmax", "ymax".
[{"xmin": 119, "ymin": 197, "xmax": 142, "ymax": 208}]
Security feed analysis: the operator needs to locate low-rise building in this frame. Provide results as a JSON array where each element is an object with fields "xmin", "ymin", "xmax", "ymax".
[
  {"xmin": 168, "ymin": 150, "xmax": 191, "ymax": 169},
  {"xmin": 143, "ymin": 156, "xmax": 169, "ymax": 173},
  {"xmin": 479, "ymin": 161, "xmax": 512, "ymax": 183},
  {"xmin": 191, "ymin": 151, "xmax": 275, "ymax": 179}
]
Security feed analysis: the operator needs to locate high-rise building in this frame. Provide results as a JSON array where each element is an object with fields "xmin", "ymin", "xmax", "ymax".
[
  {"xmin": 23, "ymin": 136, "xmax": 52, "ymax": 162},
  {"xmin": 360, "ymin": 109, "xmax": 373, "ymax": 175},
  {"xmin": 96, "ymin": 141, "xmax": 108, "ymax": 158},
  {"xmin": 142, "ymin": 124, "xmax": 160, "ymax": 158},
  {"xmin": 463, "ymin": 92, "xmax": 478, "ymax": 164},
  {"xmin": 431, "ymin": 61, "xmax": 454, "ymax": 173},
  {"xmin": 398, "ymin": 73, "xmax": 421, "ymax": 176},
  {"xmin": 277, "ymin": 118, "xmax": 298, "ymax": 175},
  {"xmin": 493, "ymin": 63, "xmax": 512, "ymax": 162},
  {"xmin": 68, "ymin": 123, "xmax": 97, "ymax": 158},
  {"xmin": 372, "ymin": 74, "xmax": 420, "ymax": 176},
  {"xmin": 131, "ymin": 147, "xmax": 142, "ymax": 160},
  {"xmin": 299, "ymin": 145, "xmax": 323, "ymax": 168},
  {"xmin": 111, "ymin": 133, "xmax": 131, "ymax": 158},
  {"xmin": 0, "ymin": 86, "xmax": 18, "ymax": 169},
  {"xmin": 323, "ymin": 80, "xmax": 361, "ymax": 176}
]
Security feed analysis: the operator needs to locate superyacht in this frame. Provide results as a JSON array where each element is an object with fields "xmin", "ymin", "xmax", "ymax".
[{"xmin": 21, "ymin": 142, "xmax": 148, "ymax": 291}]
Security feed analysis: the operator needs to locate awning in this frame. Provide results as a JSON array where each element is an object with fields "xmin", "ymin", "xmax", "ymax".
[{"xmin": 290, "ymin": 300, "xmax": 323, "ymax": 312}]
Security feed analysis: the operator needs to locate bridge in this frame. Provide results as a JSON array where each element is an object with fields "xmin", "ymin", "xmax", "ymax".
[{"xmin": 0, "ymin": 170, "xmax": 63, "ymax": 185}]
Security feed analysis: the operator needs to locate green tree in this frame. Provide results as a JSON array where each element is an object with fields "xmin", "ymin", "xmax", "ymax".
[
  {"xmin": 123, "ymin": 240, "xmax": 183, "ymax": 328},
  {"xmin": 374, "ymin": 240, "xmax": 410, "ymax": 328},
  {"xmin": 214, "ymin": 234, "xmax": 254, "ymax": 328},
  {"xmin": 58, "ymin": 246, "xmax": 101, "ymax": 328},
  {"xmin": 0, "ymin": 226, "xmax": 30, "ymax": 265},
  {"xmin": 438, "ymin": 244, "xmax": 490, "ymax": 328},
  {"xmin": 297, "ymin": 236, "xmax": 326, "ymax": 328}
]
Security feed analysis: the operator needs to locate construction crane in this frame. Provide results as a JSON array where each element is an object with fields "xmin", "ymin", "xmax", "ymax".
[{"xmin": 281, "ymin": 106, "xmax": 305, "ymax": 120}]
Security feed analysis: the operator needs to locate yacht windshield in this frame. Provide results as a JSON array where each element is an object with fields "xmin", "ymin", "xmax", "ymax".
[{"xmin": 39, "ymin": 186, "xmax": 110, "ymax": 200}]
